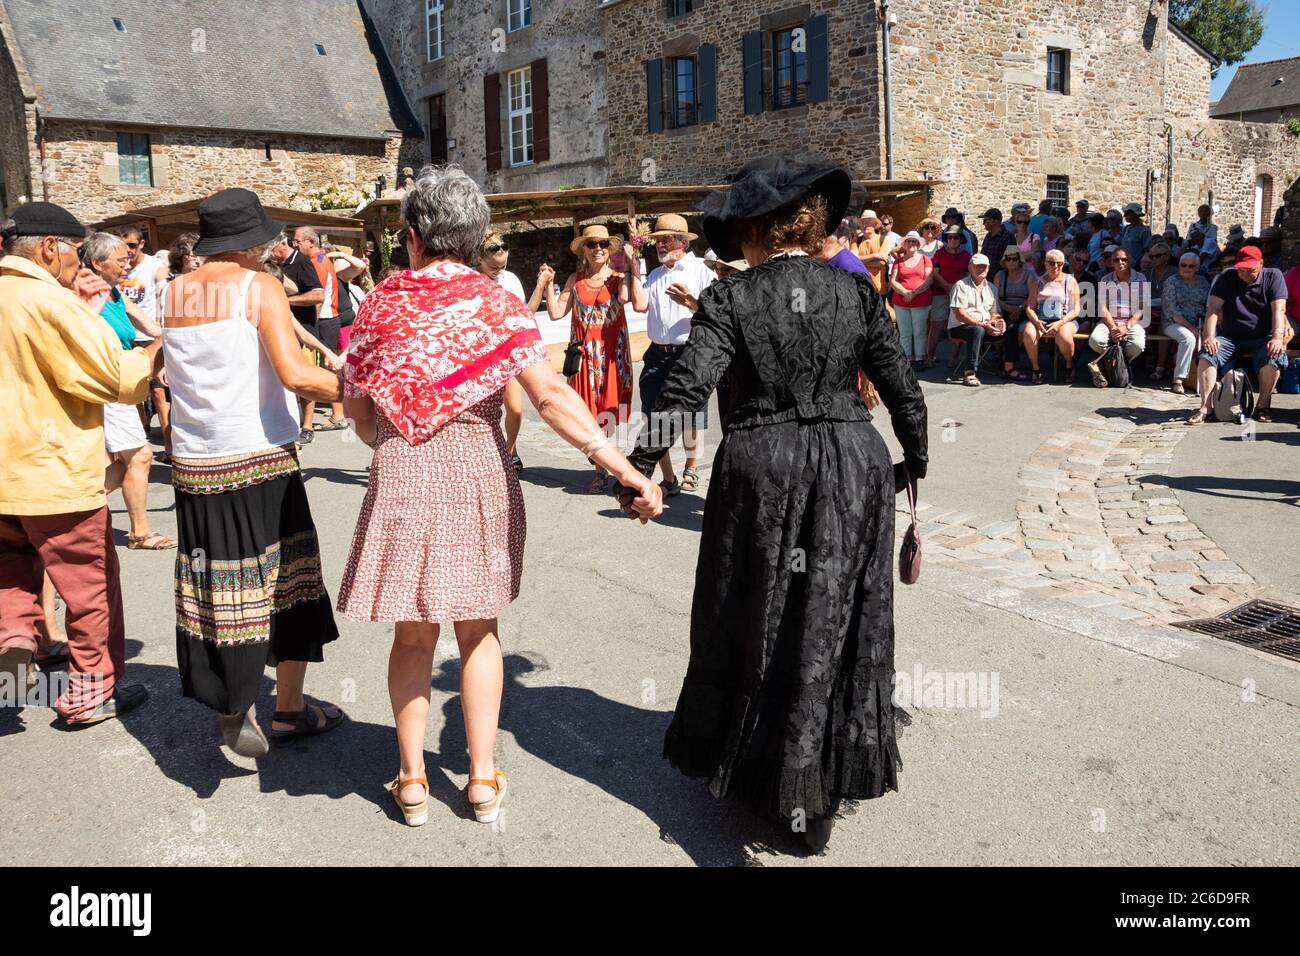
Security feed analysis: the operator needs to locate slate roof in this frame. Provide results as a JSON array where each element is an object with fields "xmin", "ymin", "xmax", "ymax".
[
  {"xmin": 1210, "ymin": 56, "xmax": 1300, "ymax": 118},
  {"xmin": 2, "ymin": 0, "xmax": 420, "ymax": 139}
]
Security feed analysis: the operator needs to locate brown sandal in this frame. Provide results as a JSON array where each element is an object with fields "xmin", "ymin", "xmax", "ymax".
[
  {"xmin": 468, "ymin": 769, "xmax": 508, "ymax": 824},
  {"xmin": 387, "ymin": 774, "xmax": 429, "ymax": 827},
  {"xmin": 127, "ymin": 530, "xmax": 176, "ymax": 550}
]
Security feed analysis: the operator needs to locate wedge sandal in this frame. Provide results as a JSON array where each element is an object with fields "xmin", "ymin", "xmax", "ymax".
[
  {"xmin": 468, "ymin": 769, "xmax": 508, "ymax": 824},
  {"xmin": 387, "ymin": 775, "xmax": 429, "ymax": 827}
]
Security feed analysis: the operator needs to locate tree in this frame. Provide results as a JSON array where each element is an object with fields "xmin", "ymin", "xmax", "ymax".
[{"xmin": 1171, "ymin": 0, "xmax": 1266, "ymax": 74}]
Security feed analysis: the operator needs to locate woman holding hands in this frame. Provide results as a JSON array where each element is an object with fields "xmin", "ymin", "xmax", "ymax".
[{"xmin": 339, "ymin": 166, "xmax": 661, "ymax": 828}]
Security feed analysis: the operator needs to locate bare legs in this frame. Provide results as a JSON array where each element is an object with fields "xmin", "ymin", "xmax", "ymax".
[
  {"xmin": 105, "ymin": 444, "xmax": 156, "ymax": 539},
  {"xmin": 503, "ymin": 379, "xmax": 524, "ymax": 458},
  {"xmin": 1022, "ymin": 322, "xmax": 1042, "ymax": 372},
  {"xmin": 1054, "ymin": 322, "xmax": 1079, "ymax": 374},
  {"xmin": 389, "ymin": 618, "xmax": 503, "ymax": 806}
]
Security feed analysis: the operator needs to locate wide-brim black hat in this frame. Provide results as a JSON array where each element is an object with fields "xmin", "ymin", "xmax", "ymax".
[
  {"xmin": 698, "ymin": 156, "xmax": 852, "ymax": 261},
  {"xmin": 193, "ymin": 187, "xmax": 284, "ymax": 255}
]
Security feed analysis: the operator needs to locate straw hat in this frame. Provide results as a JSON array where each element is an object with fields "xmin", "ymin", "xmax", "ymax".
[
  {"xmin": 569, "ymin": 223, "xmax": 625, "ymax": 256},
  {"xmin": 703, "ymin": 250, "xmax": 749, "ymax": 275},
  {"xmin": 644, "ymin": 213, "xmax": 698, "ymax": 241}
]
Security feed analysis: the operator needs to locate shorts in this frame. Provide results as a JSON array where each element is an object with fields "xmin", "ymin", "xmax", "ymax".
[
  {"xmin": 1199, "ymin": 335, "xmax": 1289, "ymax": 373},
  {"xmin": 103, "ymin": 401, "xmax": 147, "ymax": 454},
  {"xmin": 316, "ymin": 317, "xmax": 341, "ymax": 353}
]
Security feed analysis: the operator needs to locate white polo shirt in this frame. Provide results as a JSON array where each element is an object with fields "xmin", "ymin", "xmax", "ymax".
[{"xmin": 645, "ymin": 251, "xmax": 715, "ymax": 345}]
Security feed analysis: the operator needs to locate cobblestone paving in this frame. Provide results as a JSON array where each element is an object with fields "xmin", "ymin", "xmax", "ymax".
[{"xmin": 906, "ymin": 388, "xmax": 1259, "ymax": 625}]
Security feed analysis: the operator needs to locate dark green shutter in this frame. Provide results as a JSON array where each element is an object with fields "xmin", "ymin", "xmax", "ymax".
[
  {"xmin": 807, "ymin": 14, "xmax": 829, "ymax": 103},
  {"xmin": 646, "ymin": 58, "xmax": 664, "ymax": 133},
  {"xmin": 742, "ymin": 31, "xmax": 763, "ymax": 114},
  {"xmin": 698, "ymin": 44, "xmax": 716, "ymax": 123}
]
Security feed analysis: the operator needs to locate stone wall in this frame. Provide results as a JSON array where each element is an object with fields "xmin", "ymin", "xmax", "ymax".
[
  {"xmin": 604, "ymin": 0, "xmax": 884, "ymax": 187},
  {"xmin": 0, "ymin": 4, "xmax": 34, "ymax": 211},
  {"xmin": 1200, "ymin": 121, "xmax": 1300, "ymax": 236},
  {"xmin": 367, "ymin": 0, "xmax": 607, "ymax": 193},
  {"xmin": 32, "ymin": 121, "xmax": 412, "ymax": 224},
  {"xmin": 602, "ymin": 0, "xmax": 1295, "ymax": 237}
]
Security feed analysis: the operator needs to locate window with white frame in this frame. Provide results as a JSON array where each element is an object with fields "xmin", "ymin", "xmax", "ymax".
[
  {"xmin": 507, "ymin": 0, "xmax": 531, "ymax": 32},
  {"xmin": 426, "ymin": 0, "xmax": 444, "ymax": 62},
  {"xmin": 507, "ymin": 67, "xmax": 533, "ymax": 166}
]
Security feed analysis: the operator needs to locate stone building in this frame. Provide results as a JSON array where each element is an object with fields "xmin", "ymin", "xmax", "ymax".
[
  {"xmin": 1211, "ymin": 56, "xmax": 1300, "ymax": 124},
  {"xmin": 602, "ymin": 0, "xmax": 1299, "ymax": 238},
  {"xmin": 362, "ymin": 0, "xmax": 608, "ymax": 192},
  {"xmin": 0, "ymin": 0, "xmax": 422, "ymax": 226}
]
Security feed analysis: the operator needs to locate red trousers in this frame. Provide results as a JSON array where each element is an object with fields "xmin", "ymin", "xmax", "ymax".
[{"xmin": 0, "ymin": 507, "xmax": 125, "ymax": 720}]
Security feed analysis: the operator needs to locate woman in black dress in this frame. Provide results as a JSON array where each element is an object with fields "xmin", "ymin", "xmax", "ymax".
[{"xmin": 618, "ymin": 157, "xmax": 928, "ymax": 852}]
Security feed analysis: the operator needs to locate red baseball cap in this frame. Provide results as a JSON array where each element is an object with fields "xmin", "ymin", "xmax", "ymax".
[{"xmin": 1233, "ymin": 245, "xmax": 1263, "ymax": 267}]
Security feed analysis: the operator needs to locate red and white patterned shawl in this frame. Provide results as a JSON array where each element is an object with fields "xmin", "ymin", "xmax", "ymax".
[{"xmin": 344, "ymin": 262, "xmax": 549, "ymax": 445}]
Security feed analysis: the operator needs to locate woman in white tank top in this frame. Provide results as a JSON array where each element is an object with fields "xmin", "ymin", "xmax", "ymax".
[{"xmin": 161, "ymin": 187, "xmax": 346, "ymax": 758}]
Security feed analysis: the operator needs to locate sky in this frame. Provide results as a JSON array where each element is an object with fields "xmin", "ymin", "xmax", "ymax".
[{"xmin": 1209, "ymin": 0, "xmax": 1300, "ymax": 100}]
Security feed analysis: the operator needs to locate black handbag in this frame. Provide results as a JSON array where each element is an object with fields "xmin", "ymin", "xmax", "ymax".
[{"xmin": 562, "ymin": 341, "xmax": 582, "ymax": 377}]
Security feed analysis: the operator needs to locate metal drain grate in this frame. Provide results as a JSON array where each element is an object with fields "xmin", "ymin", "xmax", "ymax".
[{"xmin": 1173, "ymin": 599, "xmax": 1300, "ymax": 663}]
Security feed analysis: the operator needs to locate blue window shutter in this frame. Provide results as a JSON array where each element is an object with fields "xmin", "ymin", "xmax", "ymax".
[
  {"xmin": 807, "ymin": 14, "xmax": 829, "ymax": 103},
  {"xmin": 742, "ymin": 31, "xmax": 763, "ymax": 114},
  {"xmin": 646, "ymin": 58, "xmax": 664, "ymax": 133},
  {"xmin": 698, "ymin": 44, "xmax": 717, "ymax": 123}
]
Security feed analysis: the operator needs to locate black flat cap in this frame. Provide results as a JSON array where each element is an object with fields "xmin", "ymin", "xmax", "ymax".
[
  {"xmin": 1, "ymin": 201, "xmax": 86, "ymax": 240},
  {"xmin": 698, "ymin": 155, "xmax": 851, "ymax": 261}
]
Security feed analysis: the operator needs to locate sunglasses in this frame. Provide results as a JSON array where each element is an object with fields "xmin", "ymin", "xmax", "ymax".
[
  {"xmin": 125, "ymin": 241, "xmax": 142, "ymax": 249},
  {"xmin": 1003, "ymin": 254, "xmax": 1020, "ymax": 261},
  {"xmin": 585, "ymin": 240, "xmax": 613, "ymax": 250},
  {"xmin": 484, "ymin": 243, "xmax": 508, "ymax": 254},
  {"xmin": 1014, "ymin": 219, "xmax": 1029, "ymax": 225}
]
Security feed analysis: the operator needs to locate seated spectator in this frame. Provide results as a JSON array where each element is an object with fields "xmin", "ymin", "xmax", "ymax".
[
  {"xmin": 993, "ymin": 247, "xmax": 1036, "ymax": 380},
  {"xmin": 889, "ymin": 231, "xmax": 934, "ymax": 371},
  {"xmin": 1144, "ymin": 240, "xmax": 1176, "ymax": 380},
  {"xmin": 1086, "ymin": 248, "xmax": 1148, "ymax": 387},
  {"xmin": 926, "ymin": 225, "xmax": 972, "ymax": 366},
  {"xmin": 1160, "ymin": 225, "xmax": 1183, "ymax": 259},
  {"xmin": 1091, "ymin": 210, "xmax": 1124, "ymax": 265},
  {"xmin": 1258, "ymin": 226, "xmax": 1284, "ymax": 270},
  {"xmin": 1161, "ymin": 253, "xmax": 1211, "ymax": 395},
  {"xmin": 1024, "ymin": 249, "xmax": 1081, "ymax": 385},
  {"xmin": 979, "ymin": 208, "xmax": 1010, "ymax": 275},
  {"xmin": 1029, "ymin": 199, "xmax": 1053, "ymax": 238},
  {"xmin": 1121, "ymin": 203, "xmax": 1151, "ymax": 266},
  {"xmin": 947, "ymin": 254, "xmax": 1004, "ymax": 387},
  {"xmin": 1188, "ymin": 245, "xmax": 1290, "ymax": 424},
  {"xmin": 1041, "ymin": 216, "xmax": 1064, "ymax": 254},
  {"xmin": 1010, "ymin": 204, "xmax": 1041, "ymax": 261},
  {"xmin": 1065, "ymin": 199, "xmax": 1091, "ymax": 235}
]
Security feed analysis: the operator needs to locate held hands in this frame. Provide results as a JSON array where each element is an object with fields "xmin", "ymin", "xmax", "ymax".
[
  {"xmin": 323, "ymin": 350, "xmax": 345, "ymax": 372},
  {"xmin": 615, "ymin": 471, "xmax": 664, "ymax": 524},
  {"xmin": 537, "ymin": 263, "xmax": 556, "ymax": 288}
]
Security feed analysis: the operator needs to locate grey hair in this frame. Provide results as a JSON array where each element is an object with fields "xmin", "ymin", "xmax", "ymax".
[
  {"xmin": 82, "ymin": 231, "xmax": 126, "ymax": 266},
  {"xmin": 402, "ymin": 163, "xmax": 490, "ymax": 264},
  {"xmin": 293, "ymin": 225, "xmax": 319, "ymax": 243},
  {"xmin": 1179, "ymin": 252, "xmax": 1201, "ymax": 267}
]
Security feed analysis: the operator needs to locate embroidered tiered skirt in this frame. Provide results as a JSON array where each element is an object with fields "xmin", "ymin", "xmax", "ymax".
[{"xmin": 171, "ymin": 445, "xmax": 338, "ymax": 715}]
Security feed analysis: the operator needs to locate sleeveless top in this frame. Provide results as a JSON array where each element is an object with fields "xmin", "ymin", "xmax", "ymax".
[
  {"xmin": 996, "ymin": 267, "xmax": 1034, "ymax": 309},
  {"xmin": 1036, "ymin": 274, "xmax": 1073, "ymax": 322},
  {"xmin": 162, "ymin": 270, "xmax": 302, "ymax": 458}
]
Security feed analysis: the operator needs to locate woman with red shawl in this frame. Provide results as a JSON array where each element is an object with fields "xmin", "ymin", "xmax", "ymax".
[{"xmin": 339, "ymin": 165, "xmax": 662, "ymax": 829}]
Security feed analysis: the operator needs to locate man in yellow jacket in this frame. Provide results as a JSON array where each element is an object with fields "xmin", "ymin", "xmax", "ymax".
[{"xmin": 0, "ymin": 202, "xmax": 152, "ymax": 725}]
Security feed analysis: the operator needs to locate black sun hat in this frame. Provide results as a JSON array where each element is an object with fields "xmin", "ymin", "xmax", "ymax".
[
  {"xmin": 698, "ymin": 156, "xmax": 852, "ymax": 261},
  {"xmin": 192, "ymin": 188, "xmax": 284, "ymax": 256}
]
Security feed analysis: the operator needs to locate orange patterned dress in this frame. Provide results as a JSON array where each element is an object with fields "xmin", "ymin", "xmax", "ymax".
[{"xmin": 569, "ymin": 273, "xmax": 632, "ymax": 426}]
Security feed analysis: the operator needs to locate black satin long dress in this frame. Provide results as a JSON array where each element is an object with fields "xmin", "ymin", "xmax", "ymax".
[{"xmin": 626, "ymin": 253, "xmax": 929, "ymax": 824}]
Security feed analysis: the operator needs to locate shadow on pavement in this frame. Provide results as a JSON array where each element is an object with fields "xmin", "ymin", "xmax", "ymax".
[
  {"xmin": 435, "ymin": 653, "xmax": 791, "ymax": 865},
  {"xmin": 1093, "ymin": 405, "xmax": 1191, "ymax": 426},
  {"xmin": 1140, "ymin": 473, "xmax": 1300, "ymax": 507},
  {"xmin": 302, "ymin": 466, "xmax": 371, "ymax": 488}
]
